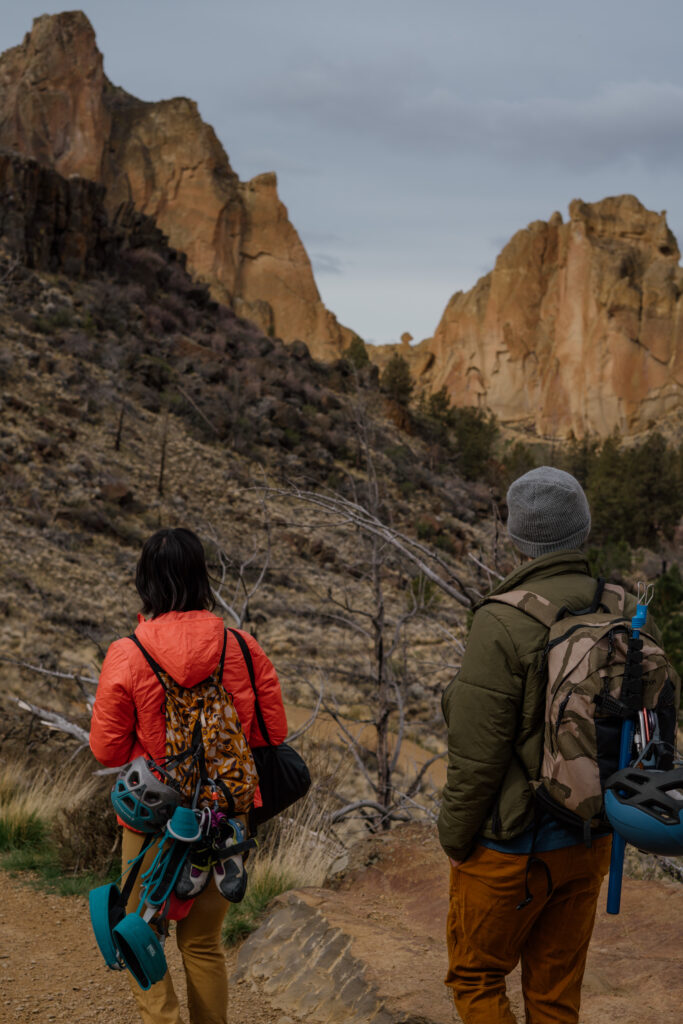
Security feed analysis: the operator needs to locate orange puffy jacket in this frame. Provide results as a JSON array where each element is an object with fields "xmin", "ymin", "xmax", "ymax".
[{"xmin": 90, "ymin": 610, "xmax": 288, "ymax": 810}]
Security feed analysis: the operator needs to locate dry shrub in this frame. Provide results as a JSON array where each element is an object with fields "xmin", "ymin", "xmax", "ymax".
[
  {"xmin": 50, "ymin": 775, "xmax": 120, "ymax": 876},
  {"xmin": 253, "ymin": 737, "xmax": 347, "ymax": 889},
  {"xmin": 0, "ymin": 759, "xmax": 112, "ymax": 863}
]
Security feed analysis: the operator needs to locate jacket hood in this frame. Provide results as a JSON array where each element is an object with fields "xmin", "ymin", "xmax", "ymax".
[{"xmin": 134, "ymin": 610, "xmax": 226, "ymax": 687}]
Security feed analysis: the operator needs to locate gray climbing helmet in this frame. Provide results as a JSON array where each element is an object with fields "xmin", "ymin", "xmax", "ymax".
[{"xmin": 111, "ymin": 757, "xmax": 183, "ymax": 833}]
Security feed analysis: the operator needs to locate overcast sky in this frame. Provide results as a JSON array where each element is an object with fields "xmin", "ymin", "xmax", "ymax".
[{"xmin": 4, "ymin": 1, "xmax": 683, "ymax": 344}]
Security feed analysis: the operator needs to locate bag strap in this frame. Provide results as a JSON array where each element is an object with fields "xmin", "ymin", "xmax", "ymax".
[
  {"xmin": 484, "ymin": 589, "xmax": 560, "ymax": 629},
  {"xmin": 227, "ymin": 628, "xmax": 272, "ymax": 746}
]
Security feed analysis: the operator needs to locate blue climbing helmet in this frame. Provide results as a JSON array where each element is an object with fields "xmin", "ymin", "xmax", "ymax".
[
  {"xmin": 604, "ymin": 765, "xmax": 683, "ymax": 856},
  {"xmin": 111, "ymin": 756, "xmax": 183, "ymax": 833}
]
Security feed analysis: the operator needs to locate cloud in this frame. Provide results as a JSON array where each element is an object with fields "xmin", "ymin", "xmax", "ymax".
[
  {"xmin": 248, "ymin": 61, "xmax": 683, "ymax": 171},
  {"xmin": 311, "ymin": 252, "xmax": 344, "ymax": 275}
]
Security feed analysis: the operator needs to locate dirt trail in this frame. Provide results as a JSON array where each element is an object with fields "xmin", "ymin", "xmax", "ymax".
[{"xmin": 0, "ymin": 871, "xmax": 292, "ymax": 1024}]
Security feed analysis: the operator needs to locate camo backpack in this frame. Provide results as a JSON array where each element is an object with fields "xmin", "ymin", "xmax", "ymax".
[
  {"xmin": 487, "ymin": 579, "xmax": 678, "ymax": 838},
  {"xmin": 129, "ymin": 630, "xmax": 259, "ymax": 815}
]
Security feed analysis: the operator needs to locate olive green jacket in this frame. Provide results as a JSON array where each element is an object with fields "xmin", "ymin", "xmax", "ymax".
[{"xmin": 437, "ymin": 550, "xmax": 643, "ymax": 862}]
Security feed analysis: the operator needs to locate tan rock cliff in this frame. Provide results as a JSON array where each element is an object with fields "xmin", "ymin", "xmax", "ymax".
[
  {"xmin": 0, "ymin": 11, "xmax": 353, "ymax": 358},
  {"xmin": 399, "ymin": 196, "xmax": 683, "ymax": 439}
]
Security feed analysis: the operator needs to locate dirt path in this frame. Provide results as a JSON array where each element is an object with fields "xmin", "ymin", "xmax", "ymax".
[{"xmin": 0, "ymin": 870, "xmax": 293, "ymax": 1024}]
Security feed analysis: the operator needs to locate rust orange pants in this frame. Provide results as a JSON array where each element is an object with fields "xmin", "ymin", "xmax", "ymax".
[{"xmin": 446, "ymin": 838, "xmax": 612, "ymax": 1024}]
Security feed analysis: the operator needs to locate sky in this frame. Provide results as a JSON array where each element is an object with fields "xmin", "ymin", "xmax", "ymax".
[{"xmin": 3, "ymin": 1, "xmax": 683, "ymax": 345}]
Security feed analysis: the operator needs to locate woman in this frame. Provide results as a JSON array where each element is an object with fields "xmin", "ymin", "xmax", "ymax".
[{"xmin": 90, "ymin": 527, "xmax": 287, "ymax": 1024}]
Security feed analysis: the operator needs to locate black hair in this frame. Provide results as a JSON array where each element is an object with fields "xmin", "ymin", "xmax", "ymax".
[{"xmin": 135, "ymin": 528, "xmax": 215, "ymax": 618}]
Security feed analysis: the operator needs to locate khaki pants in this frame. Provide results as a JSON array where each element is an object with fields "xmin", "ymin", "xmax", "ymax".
[
  {"xmin": 446, "ymin": 838, "xmax": 612, "ymax": 1024},
  {"xmin": 121, "ymin": 827, "xmax": 231, "ymax": 1024}
]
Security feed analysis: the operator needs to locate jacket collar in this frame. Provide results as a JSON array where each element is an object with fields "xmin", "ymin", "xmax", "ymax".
[{"xmin": 480, "ymin": 549, "xmax": 591, "ymax": 606}]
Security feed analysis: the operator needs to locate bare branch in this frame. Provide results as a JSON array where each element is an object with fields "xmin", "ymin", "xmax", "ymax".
[
  {"xmin": 177, "ymin": 385, "xmax": 221, "ymax": 437},
  {"xmin": 322, "ymin": 692, "xmax": 375, "ymax": 761},
  {"xmin": 404, "ymin": 751, "xmax": 447, "ymax": 799},
  {"xmin": 271, "ymin": 486, "xmax": 476, "ymax": 608},
  {"xmin": 430, "ymin": 620, "xmax": 466, "ymax": 657},
  {"xmin": 336, "ymin": 733, "xmax": 377, "ymax": 793},
  {"xmin": 0, "ymin": 656, "xmax": 98, "ymax": 686},
  {"xmin": 468, "ymin": 551, "xmax": 504, "ymax": 584},
  {"xmin": 656, "ymin": 856, "xmax": 683, "ymax": 882},
  {"xmin": 329, "ymin": 799, "xmax": 411, "ymax": 824},
  {"xmin": 317, "ymin": 610, "xmax": 373, "ymax": 640},
  {"xmin": 391, "ymin": 789, "xmax": 439, "ymax": 822},
  {"xmin": 211, "ymin": 586, "xmax": 241, "ymax": 627},
  {"xmin": 389, "ymin": 680, "xmax": 405, "ymax": 775},
  {"xmin": 286, "ymin": 684, "xmax": 324, "ymax": 743},
  {"xmin": 15, "ymin": 698, "xmax": 90, "ymax": 745}
]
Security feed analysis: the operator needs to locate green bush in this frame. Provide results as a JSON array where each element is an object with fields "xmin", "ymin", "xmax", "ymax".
[
  {"xmin": 586, "ymin": 541, "xmax": 633, "ymax": 581},
  {"xmin": 344, "ymin": 334, "xmax": 370, "ymax": 369},
  {"xmin": 652, "ymin": 564, "xmax": 683, "ymax": 685},
  {"xmin": 451, "ymin": 406, "xmax": 499, "ymax": 480},
  {"xmin": 415, "ymin": 388, "xmax": 499, "ymax": 481},
  {"xmin": 380, "ymin": 353, "xmax": 414, "ymax": 406},
  {"xmin": 499, "ymin": 441, "xmax": 539, "ymax": 489},
  {"xmin": 558, "ymin": 431, "xmax": 683, "ymax": 550}
]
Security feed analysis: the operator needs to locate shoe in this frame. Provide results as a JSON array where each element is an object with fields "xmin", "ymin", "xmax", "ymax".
[
  {"xmin": 174, "ymin": 846, "xmax": 213, "ymax": 900},
  {"xmin": 213, "ymin": 819, "xmax": 248, "ymax": 903},
  {"xmin": 213, "ymin": 856, "xmax": 247, "ymax": 903}
]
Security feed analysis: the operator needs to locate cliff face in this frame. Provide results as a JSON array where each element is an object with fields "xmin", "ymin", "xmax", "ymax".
[
  {"xmin": 0, "ymin": 150, "xmax": 189, "ymax": 278},
  {"xmin": 0, "ymin": 11, "xmax": 353, "ymax": 358},
  {"xmin": 407, "ymin": 196, "xmax": 683, "ymax": 439}
]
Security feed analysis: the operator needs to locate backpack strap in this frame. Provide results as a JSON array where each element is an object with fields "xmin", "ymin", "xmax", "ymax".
[
  {"xmin": 484, "ymin": 590, "xmax": 560, "ymax": 630},
  {"xmin": 128, "ymin": 634, "xmax": 168, "ymax": 689},
  {"xmin": 227, "ymin": 628, "xmax": 272, "ymax": 746}
]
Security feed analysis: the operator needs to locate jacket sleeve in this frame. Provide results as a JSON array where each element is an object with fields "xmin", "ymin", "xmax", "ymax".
[
  {"xmin": 243, "ymin": 633, "xmax": 288, "ymax": 747},
  {"xmin": 89, "ymin": 642, "xmax": 138, "ymax": 768},
  {"xmin": 437, "ymin": 605, "xmax": 524, "ymax": 861}
]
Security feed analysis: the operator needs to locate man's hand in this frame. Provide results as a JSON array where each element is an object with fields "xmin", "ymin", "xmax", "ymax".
[{"xmin": 448, "ymin": 857, "xmax": 462, "ymax": 868}]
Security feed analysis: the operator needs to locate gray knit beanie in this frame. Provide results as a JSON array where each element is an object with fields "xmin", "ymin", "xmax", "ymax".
[{"xmin": 506, "ymin": 466, "xmax": 591, "ymax": 558}]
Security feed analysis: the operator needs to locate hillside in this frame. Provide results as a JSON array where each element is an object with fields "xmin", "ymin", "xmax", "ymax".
[{"xmin": 0, "ymin": 149, "xmax": 501, "ymax": 830}]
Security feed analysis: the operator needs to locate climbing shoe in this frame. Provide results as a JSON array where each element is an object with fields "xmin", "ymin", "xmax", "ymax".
[
  {"xmin": 213, "ymin": 819, "xmax": 248, "ymax": 903},
  {"xmin": 174, "ymin": 844, "xmax": 213, "ymax": 900}
]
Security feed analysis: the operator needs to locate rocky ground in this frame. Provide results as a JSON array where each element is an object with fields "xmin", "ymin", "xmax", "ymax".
[
  {"xmin": 2, "ymin": 825, "xmax": 681, "ymax": 1024},
  {"xmin": 0, "ymin": 868, "xmax": 285, "ymax": 1024}
]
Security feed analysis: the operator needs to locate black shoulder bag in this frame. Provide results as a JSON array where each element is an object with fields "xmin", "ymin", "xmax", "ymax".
[{"xmin": 228, "ymin": 629, "xmax": 311, "ymax": 825}]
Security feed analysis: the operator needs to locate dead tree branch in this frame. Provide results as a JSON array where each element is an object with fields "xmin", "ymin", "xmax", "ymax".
[
  {"xmin": 268, "ymin": 485, "xmax": 477, "ymax": 608},
  {"xmin": 15, "ymin": 698, "xmax": 90, "ymax": 745}
]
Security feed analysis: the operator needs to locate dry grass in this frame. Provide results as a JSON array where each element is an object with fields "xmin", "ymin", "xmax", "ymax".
[
  {"xmin": 0, "ymin": 759, "xmax": 99, "ymax": 850},
  {"xmin": 0, "ymin": 757, "xmax": 120, "ymax": 877},
  {"xmin": 222, "ymin": 741, "xmax": 346, "ymax": 945}
]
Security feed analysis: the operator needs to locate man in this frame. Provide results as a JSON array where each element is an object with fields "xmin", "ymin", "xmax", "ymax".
[{"xmin": 438, "ymin": 466, "xmax": 614, "ymax": 1024}]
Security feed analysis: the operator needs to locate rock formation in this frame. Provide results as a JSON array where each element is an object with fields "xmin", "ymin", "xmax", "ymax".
[
  {"xmin": 0, "ymin": 150, "xmax": 187, "ymax": 278},
  {"xmin": 0, "ymin": 11, "xmax": 353, "ymax": 358},
  {"xmin": 398, "ymin": 196, "xmax": 683, "ymax": 439}
]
